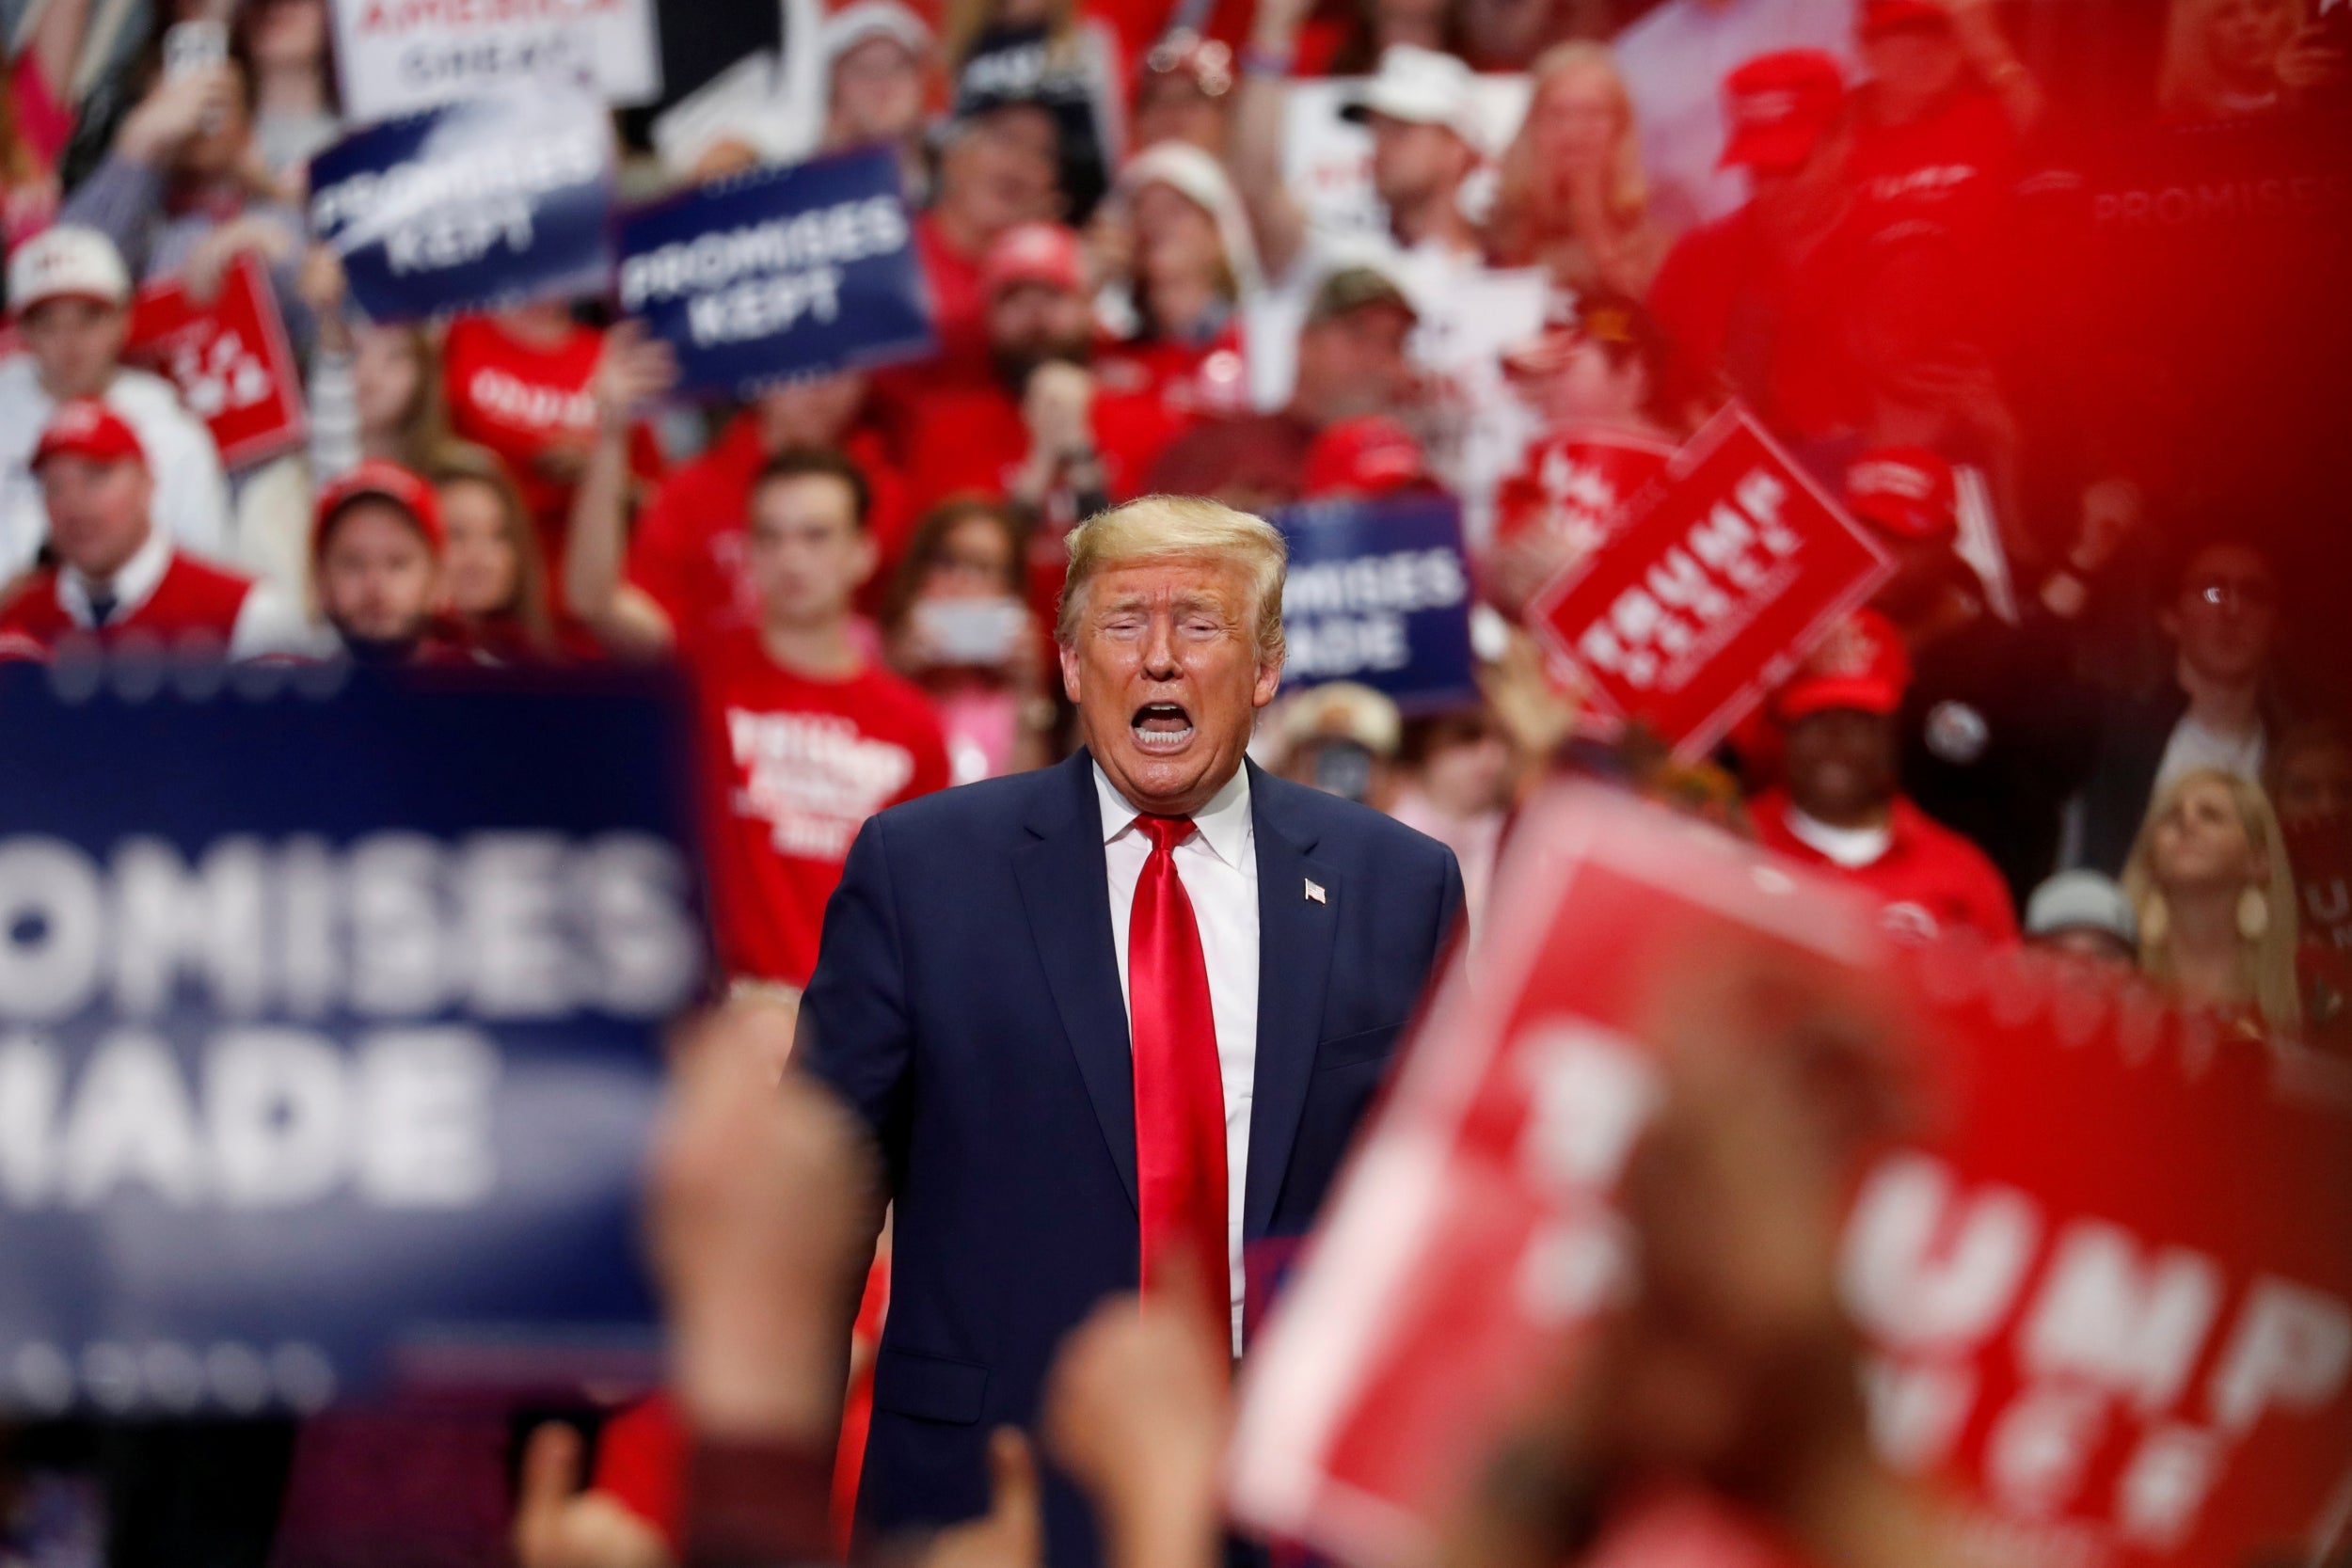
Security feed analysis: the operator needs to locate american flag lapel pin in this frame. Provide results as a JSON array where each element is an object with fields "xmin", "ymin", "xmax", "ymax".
[{"xmin": 1304, "ymin": 879, "xmax": 1327, "ymax": 905}]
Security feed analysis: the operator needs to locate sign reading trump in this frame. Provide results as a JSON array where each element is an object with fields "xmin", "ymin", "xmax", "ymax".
[
  {"xmin": 0, "ymin": 663, "xmax": 704, "ymax": 1418},
  {"xmin": 1530, "ymin": 408, "xmax": 1893, "ymax": 759},
  {"xmin": 617, "ymin": 150, "xmax": 934, "ymax": 400},
  {"xmin": 1274, "ymin": 494, "xmax": 1476, "ymax": 713},
  {"xmin": 1228, "ymin": 782, "xmax": 2352, "ymax": 1568},
  {"xmin": 309, "ymin": 88, "xmax": 614, "ymax": 324}
]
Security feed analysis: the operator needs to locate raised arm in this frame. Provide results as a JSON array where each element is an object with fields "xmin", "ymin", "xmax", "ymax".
[
  {"xmin": 1229, "ymin": 0, "xmax": 1315, "ymax": 282},
  {"xmin": 564, "ymin": 323, "xmax": 678, "ymax": 657}
]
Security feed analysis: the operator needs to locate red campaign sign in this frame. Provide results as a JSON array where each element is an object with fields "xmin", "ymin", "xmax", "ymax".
[
  {"xmin": 2288, "ymin": 815, "xmax": 2352, "ymax": 957},
  {"xmin": 123, "ymin": 252, "xmax": 307, "ymax": 471},
  {"xmin": 1228, "ymin": 784, "xmax": 2352, "ymax": 1568},
  {"xmin": 1493, "ymin": 430, "xmax": 1677, "ymax": 553},
  {"xmin": 1528, "ymin": 407, "xmax": 1894, "ymax": 761}
]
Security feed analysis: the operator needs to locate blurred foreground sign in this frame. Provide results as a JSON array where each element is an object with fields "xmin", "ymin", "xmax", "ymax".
[
  {"xmin": 310, "ymin": 89, "xmax": 616, "ymax": 324},
  {"xmin": 617, "ymin": 150, "xmax": 934, "ymax": 399},
  {"xmin": 1274, "ymin": 494, "xmax": 1475, "ymax": 713},
  {"xmin": 0, "ymin": 663, "xmax": 704, "ymax": 1416},
  {"xmin": 1229, "ymin": 784, "xmax": 2352, "ymax": 1568},
  {"xmin": 1530, "ymin": 408, "xmax": 1892, "ymax": 760}
]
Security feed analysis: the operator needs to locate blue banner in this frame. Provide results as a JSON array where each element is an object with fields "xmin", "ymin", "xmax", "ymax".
[
  {"xmin": 309, "ymin": 89, "xmax": 615, "ymax": 325},
  {"xmin": 1274, "ymin": 494, "xmax": 1477, "ymax": 712},
  {"xmin": 617, "ymin": 148, "xmax": 935, "ymax": 398},
  {"xmin": 0, "ymin": 662, "xmax": 706, "ymax": 1417}
]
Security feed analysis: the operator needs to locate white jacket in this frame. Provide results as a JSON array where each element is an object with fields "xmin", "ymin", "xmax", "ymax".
[{"xmin": 0, "ymin": 356, "xmax": 232, "ymax": 578}]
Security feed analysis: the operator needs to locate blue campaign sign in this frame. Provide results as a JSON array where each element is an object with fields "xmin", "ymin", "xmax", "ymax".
[
  {"xmin": 617, "ymin": 149, "xmax": 936, "ymax": 398},
  {"xmin": 0, "ymin": 662, "xmax": 706, "ymax": 1417},
  {"xmin": 309, "ymin": 88, "xmax": 614, "ymax": 324},
  {"xmin": 1274, "ymin": 494, "xmax": 1478, "ymax": 713}
]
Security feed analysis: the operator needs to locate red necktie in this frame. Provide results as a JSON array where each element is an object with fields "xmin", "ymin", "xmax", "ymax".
[{"xmin": 1128, "ymin": 815, "xmax": 1232, "ymax": 1328}]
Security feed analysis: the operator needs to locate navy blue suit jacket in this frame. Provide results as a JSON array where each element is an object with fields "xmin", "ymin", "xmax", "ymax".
[{"xmin": 796, "ymin": 748, "xmax": 1464, "ymax": 1565}]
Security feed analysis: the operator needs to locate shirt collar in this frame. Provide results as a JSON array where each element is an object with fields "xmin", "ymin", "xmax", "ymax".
[
  {"xmin": 1782, "ymin": 800, "xmax": 1895, "ymax": 869},
  {"xmin": 1093, "ymin": 757, "xmax": 1253, "ymax": 871},
  {"xmin": 60, "ymin": 527, "xmax": 171, "ymax": 627}
]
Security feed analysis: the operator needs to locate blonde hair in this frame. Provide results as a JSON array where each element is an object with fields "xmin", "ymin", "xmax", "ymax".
[
  {"xmin": 2121, "ymin": 767, "xmax": 2302, "ymax": 1032},
  {"xmin": 1057, "ymin": 495, "xmax": 1287, "ymax": 664},
  {"xmin": 2158, "ymin": 0, "xmax": 2300, "ymax": 119},
  {"xmin": 1487, "ymin": 43, "xmax": 1657, "ymax": 289}
]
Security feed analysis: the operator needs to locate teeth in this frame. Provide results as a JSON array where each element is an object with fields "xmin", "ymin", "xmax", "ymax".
[{"xmin": 1131, "ymin": 718, "xmax": 1195, "ymax": 752}]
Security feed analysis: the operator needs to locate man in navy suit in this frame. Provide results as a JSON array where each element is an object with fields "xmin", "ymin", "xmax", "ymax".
[{"xmin": 797, "ymin": 494, "xmax": 1463, "ymax": 1565}]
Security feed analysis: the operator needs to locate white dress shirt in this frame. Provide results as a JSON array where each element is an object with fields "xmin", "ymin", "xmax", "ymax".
[
  {"xmin": 0, "ymin": 357, "xmax": 231, "ymax": 578},
  {"xmin": 51, "ymin": 527, "xmax": 320, "ymax": 660},
  {"xmin": 1095, "ymin": 761, "xmax": 1258, "ymax": 1352}
]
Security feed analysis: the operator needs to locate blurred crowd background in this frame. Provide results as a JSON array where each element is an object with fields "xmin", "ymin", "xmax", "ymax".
[{"xmin": 1, "ymin": 0, "xmax": 2350, "ymax": 1558}]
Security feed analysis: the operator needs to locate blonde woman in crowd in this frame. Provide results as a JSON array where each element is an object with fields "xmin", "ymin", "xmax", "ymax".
[
  {"xmin": 1486, "ymin": 43, "xmax": 1673, "ymax": 297},
  {"xmin": 2122, "ymin": 767, "xmax": 2303, "ymax": 1035}
]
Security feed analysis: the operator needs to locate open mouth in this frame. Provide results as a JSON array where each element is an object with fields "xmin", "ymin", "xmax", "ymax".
[{"xmin": 1131, "ymin": 702, "xmax": 1195, "ymax": 753}]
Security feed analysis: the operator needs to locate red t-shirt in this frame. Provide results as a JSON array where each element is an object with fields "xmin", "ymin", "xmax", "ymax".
[
  {"xmin": 627, "ymin": 416, "xmax": 913, "ymax": 641},
  {"xmin": 902, "ymin": 376, "xmax": 1182, "ymax": 515},
  {"xmin": 1090, "ymin": 317, "xmax": 1254, "ymax": 431},
  {"xmin": 1845, "ymin": 87, "xmax": 2018, "ymax": 247},
  {"xmin": 440, "ymin": 315, "xmax": 665, "ymax": 582},
  {"xmin": 687, "ymin": 630, "xmax": 950, "ymax": 988},
  {"xmin": 912, "ymin": 212, "xmax": 992, "ymax": 385},
  {"xmin": 1646, "ymin": 208, "xmax": 1872, "ymax": 442},
  {"xmin": 592, "ymin": 1254, "xmax": 892, "ymax": 1558},
  {"xmin": 1749, "ymin": 790, "xmax": 2020, "ymax": 945},
  {"xmin": 0, "ymin": 553, "xmax": 257, "ymax": 651}
]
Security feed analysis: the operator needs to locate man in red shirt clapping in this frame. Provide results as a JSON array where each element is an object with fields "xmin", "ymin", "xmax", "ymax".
[{"xmin": 1748, "ymin": 607, "xmax": 2019, "ymax": 945}]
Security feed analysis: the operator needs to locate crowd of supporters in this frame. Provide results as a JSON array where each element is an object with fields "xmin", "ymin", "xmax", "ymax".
[{"xmin": 7, "ymin": 0, "xmax": 2341, "ymax": 1036}]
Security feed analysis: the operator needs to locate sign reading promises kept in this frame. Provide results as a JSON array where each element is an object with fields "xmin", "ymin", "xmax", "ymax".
[
  {"xmin": 1529, "ymin": 406, "xmax": 1894, "ymax": 760},
  {"xmin": 309, "ymin": 89, "xmax": 614, "ymax": 324},
  {"xmin": 616, "ymin": 149, "xmax": 934, "ymax": 399}
]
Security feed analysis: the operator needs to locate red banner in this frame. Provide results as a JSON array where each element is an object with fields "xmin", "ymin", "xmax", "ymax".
[
  {"xmin": 1228, "ymin": 784, "xmax": 2352, "ymax": 1568},
  {"xmin": 1528, "ymin": 408, "xmax": 1893, "ymax": 760},
  {"xmin": 124, "ymin": 253, "xmax": 307, "ymax": 471},
  {"xmin": 2289, "ymin": 815, "xmax": 2352, "ymax": 958},
  {"xmin": 1493, "ymin": 430, "xmax": 1677, "ymax": 553}
]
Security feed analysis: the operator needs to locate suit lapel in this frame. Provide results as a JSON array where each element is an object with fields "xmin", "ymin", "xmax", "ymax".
[
  {"xmin": 1246, "ymin": 765, "xmax": 1340, "ymax": 1239},
  {"xmin": 1012, "ymin": 750, "xmax": 1138, "ymax": 1211}
]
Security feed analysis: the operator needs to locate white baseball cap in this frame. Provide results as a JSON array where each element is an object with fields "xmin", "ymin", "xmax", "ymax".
[
  {"xmin": 7, "ymin": 225, "xmax": 132, "ymax": 316},
  {"xmin": 1342, "ymin": 45, "xmax": 1480, "ymax": 144},
  {"xmin": 2025, "ymin": 870, "xmax": 2139, "ymax": 949},
  {"xmin": 823, "ymin": 0, "xmax": 932, "ymax": 65}
]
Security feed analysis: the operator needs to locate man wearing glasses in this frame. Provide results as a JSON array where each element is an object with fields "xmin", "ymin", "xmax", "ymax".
[{"xmin": 2074, "ymin": 533, "xmax": 2284, "ymax": 877}]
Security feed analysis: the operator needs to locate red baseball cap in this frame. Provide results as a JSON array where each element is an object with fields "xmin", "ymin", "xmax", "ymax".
[
  {"xmin": 314, "ymin": 459, "xmax": 445, "ymax": 557},
  {"xmin": 1303, "ymin": 415, "xmax": 1427, "ymax": 499},
  {"xmin": 984, "ymin": 222, "xmax": 1086, "ymax": 297},
  {"xmin": 1844, "ymin": 447, "xmax": 1955, "ymax": 542},
  {"xmin": 1720, "ymin": 51, "xmax": 1846, "ymax": 175},
  {"xmin": 1860, "ymin": 0, "xmax": 1952, "ymax": 34},
  {"xmin": 32, "ymin": 398, "xmax": 147, "ymax": 470},
  {"xmin": 1775, "ymin": 608, "xmax": 1912, "ymax": 721}
]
